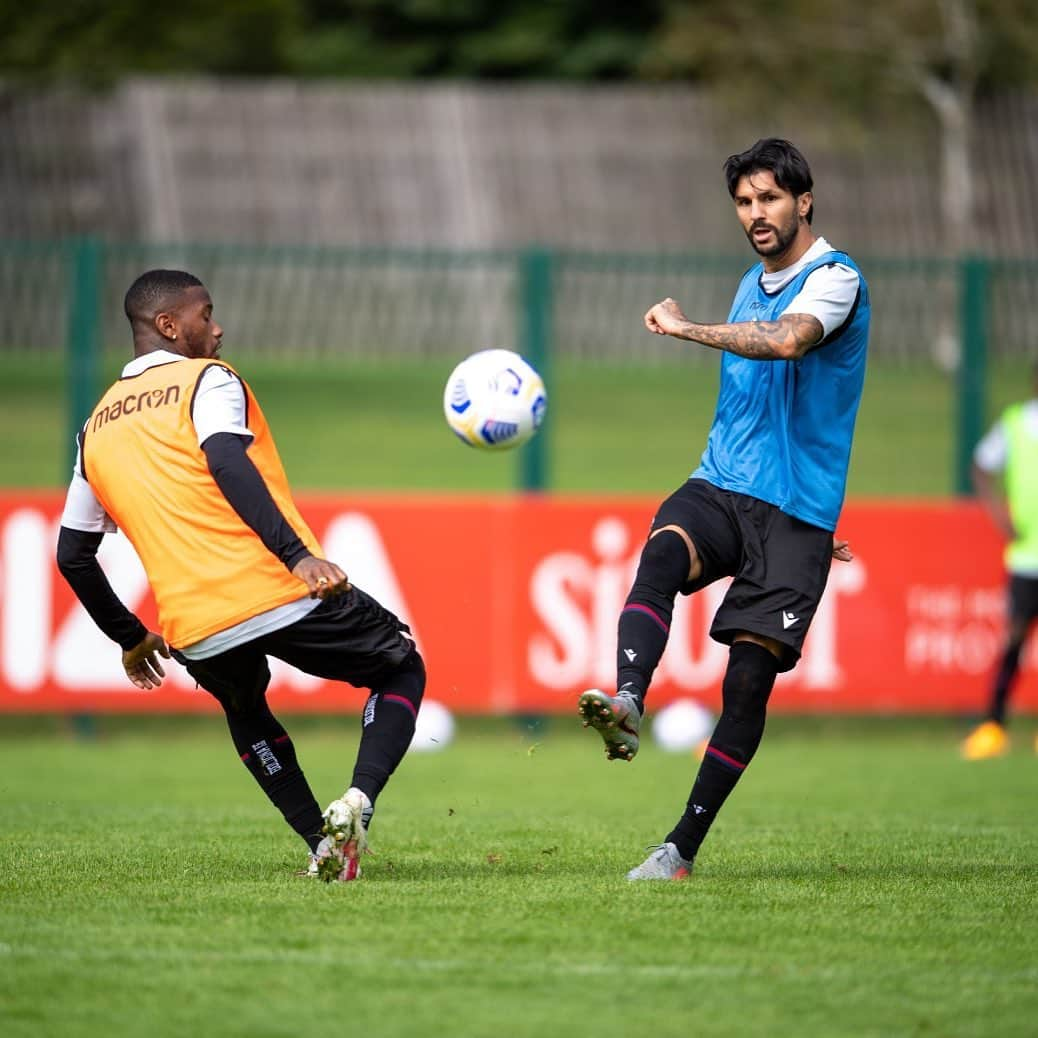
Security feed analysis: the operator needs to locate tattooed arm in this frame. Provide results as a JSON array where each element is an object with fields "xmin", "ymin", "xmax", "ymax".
[{"xmin": 644, "ymin": 297, "xmax": 823, "ymax": 360}]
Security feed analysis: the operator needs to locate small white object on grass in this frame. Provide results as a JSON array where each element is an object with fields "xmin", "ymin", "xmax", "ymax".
[
  {"xmin": 652, "ymin": 698, "xmax": 714, "ymax": 753},
  {"xmin": 410, "ymin": 699, "xmax": 456, "ymax": 752}
]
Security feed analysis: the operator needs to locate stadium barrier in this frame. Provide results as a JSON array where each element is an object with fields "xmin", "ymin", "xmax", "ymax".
[{"xmin": 1, "ymin": 492, "xmax": 1032, "ymax": 715}]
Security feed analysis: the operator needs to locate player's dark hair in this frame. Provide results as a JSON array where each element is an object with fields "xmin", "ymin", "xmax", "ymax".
[
  {"xmin": 124, "ymin": 269, "xmax": 204, "ymax": 324},
  {"xmin": 724, "ymin": 139, "xmax": 815, "ymax": 224}
]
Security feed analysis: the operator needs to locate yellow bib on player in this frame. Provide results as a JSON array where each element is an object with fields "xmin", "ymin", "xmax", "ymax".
[
  {"xmin": 82, "ymin": 357, "xmax": 321, "ymax": 649},
  {"xmin": 1003, "ymin": 403, "xmax": 1038, "ymax": 573}
]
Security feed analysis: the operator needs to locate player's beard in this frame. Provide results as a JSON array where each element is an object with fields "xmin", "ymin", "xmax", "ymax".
[{"xmin": 746, "ymin": 211, "xmax": 800, "ymax": 258}]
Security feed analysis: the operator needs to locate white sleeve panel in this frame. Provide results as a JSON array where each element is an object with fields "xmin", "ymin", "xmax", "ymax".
[
  {"xmin": 781, "ymin": 263, "xmax": 861, "ymax": 339},
  {"xmin": 60, "ymin": 471, "xmax": 118, "ymax": 533},
  {"xmin": 191, "ymin": 366, "xmax": 253, "ymax": 447},
  {"xmin": 973, "ymin": 421, "xmax": 1008, "ymax": 473}
]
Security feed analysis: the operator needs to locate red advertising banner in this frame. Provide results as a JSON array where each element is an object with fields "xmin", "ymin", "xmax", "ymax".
[{"xmin": 0, "ymin": 491, "xmax": 1032, "ymax": 715}]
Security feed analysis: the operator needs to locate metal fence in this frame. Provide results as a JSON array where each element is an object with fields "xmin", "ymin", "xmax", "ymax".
[
  {"xmin": 1, "ymin": 238, "xmax": 1035, "ymax": 490},
  {"xmin": 3, "ymin": 238, "xmax": 1036, "ymax": 362}
]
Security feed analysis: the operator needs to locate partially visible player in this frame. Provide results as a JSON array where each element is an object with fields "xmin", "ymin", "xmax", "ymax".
[
  {"xmin": 56, "ymin": 269, "xmax": 425, "ymax": 881},
  {"xmin": 578, "ymin": 139, "xmax": 870, "ymax": 880},
  {"xmin": 962, "ymin": 367, "xmax": 1038, "ymax": 759}
]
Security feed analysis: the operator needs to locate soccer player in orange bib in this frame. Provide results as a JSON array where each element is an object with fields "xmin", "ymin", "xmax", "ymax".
[{"xmin": 56, "ymin": 269, "xmax": 425, "ymax": 882}]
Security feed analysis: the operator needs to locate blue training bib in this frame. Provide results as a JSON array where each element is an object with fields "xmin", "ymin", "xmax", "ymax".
[{"xmin": 691, "ymin": 251, "xmax": 870, "ymax": 531}]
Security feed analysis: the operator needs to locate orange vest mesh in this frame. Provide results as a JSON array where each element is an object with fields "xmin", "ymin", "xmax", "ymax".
[{"xmin": 82, "ymin": 357, "xmax": 322, "ymax": 649}]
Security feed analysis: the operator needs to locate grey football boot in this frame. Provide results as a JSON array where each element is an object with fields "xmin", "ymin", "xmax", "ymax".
[
  {"xmin": 626, "ymin": 843, "xmax": 693, "ymax": 881},
  {"xmin": 578, "ymin": 689, "xmax": 641, "ymax": 761}
]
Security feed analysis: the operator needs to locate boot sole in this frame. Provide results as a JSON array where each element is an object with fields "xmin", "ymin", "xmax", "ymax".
[{"xmin": 578, "ymin": 690, "xmax": 639, "ymax": 761}]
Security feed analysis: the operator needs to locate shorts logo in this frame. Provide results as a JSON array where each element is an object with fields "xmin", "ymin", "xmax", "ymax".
[
  {"xmin": 782, "ymin": 611, "xmax": 800, "ymax": 630},
  {"xmin": 623, "ymin": 648, "xmax": 637, "ymax": 661}
]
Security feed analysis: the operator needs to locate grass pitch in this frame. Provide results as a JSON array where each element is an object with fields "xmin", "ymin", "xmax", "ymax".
[
  {"xmin": 4, "ymin": 354, "xmax": 1031, "ymax": 496},
  {"xmin": 1, "ymin": 715, "xmax": 1036, "ymax": 1038}
]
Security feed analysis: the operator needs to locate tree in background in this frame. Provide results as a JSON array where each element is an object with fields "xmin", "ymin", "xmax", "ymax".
[
  {"xmin": 642, "ymin": 0, "xmax": 1038, "ymax": 258},
  {"xmin": 289, "ymin": 0, "xmax": 666, "ymax": 79},
  {"xmin": 0, "ymin": 0, "xmax": 301, "ymax": 83},
  {"xmin": 0, "ymin": 0, "xmax": 666, "ymax": 83}
]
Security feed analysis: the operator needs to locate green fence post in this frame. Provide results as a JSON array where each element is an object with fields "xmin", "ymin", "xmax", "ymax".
[
  {"xmin": 956, "ymin": 255, "xmax": 989, "ymax": 496},
  {"xmin": 66, "ymin": 236, "xmax": 103, "ymax": 475},
  {"xmin": 518, "ymin": 247, "xmax": 553, "ymax": 492}
]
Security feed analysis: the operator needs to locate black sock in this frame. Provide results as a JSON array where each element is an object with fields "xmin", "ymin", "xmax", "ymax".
[
  {"xmin": 350, "ymin": 652, "xmax": 426, "ymax": 806},
  {"xmin": 989, "ymin": 641, "xmax": 1022, "ymax": 725},
  {"xmin": 226, "ymin": 700, "xmax": 325, "ymax": 852},
  {"xmin": 666, "ymin": 642, "xmax": 778, "ymax": 862},
  {"xmin": 616, "ymin": 531, "xmax": 689, "ymax": 711}
]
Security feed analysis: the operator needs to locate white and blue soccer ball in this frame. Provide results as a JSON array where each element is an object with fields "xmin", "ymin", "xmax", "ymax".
[{"xmin": 443, "ymin": 349, "xmax": 547, "ymax": 450}]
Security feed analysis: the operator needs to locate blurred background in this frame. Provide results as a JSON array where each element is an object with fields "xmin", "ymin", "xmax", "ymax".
[
  {"xmin": 2, "ymin": 0, "xmax": 1038, "ymax": 719},
  {"xmin": 2, "ymin": 0, "xmax": 1037, "ymax": 497}
]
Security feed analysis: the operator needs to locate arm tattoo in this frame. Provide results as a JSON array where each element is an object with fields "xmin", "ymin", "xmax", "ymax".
[{"xmin": 675, "ymin": 313, "xmax": 824, "ymax": 360}]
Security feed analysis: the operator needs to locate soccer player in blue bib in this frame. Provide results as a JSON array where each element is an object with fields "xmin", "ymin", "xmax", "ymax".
[{"xmin": 578, "ymin": 138, "xmax": 870, "ymax": 880}]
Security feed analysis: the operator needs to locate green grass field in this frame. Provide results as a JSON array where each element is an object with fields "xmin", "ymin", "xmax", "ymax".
[
  {"xmin": 3, "ymin": 353, "xmax": 1030, "ymax": 495},
  {"xmin": 2, "ymin": 716, "xmax": 1036, "ymax": 1038}
]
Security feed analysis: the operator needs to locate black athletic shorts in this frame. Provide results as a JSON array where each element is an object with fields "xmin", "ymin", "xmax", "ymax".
[
  {"xmin": 1008, "ymin": 574, "xmax": 1038, "ymax": 625},
  {"xmin": 651, "ymin": 478, "xmax": 834, "ymax": 671},
  {"xmin": 171, "ymin": 586, "xmax": 417, "ymax": 714}
]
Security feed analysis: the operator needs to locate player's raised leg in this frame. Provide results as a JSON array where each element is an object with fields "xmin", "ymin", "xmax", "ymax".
[{"xmin": 580, "ymin": 527, "xmax": 692, "ymax": 761}]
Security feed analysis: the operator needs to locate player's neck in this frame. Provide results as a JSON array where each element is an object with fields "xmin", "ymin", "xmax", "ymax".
[
  {"xmin": 760, "ymin": 229, "xmax": 817, "ymax": 275},
  {"xmin": 133, "ymin": 337, "xmax": 186, "ymax": 360}
]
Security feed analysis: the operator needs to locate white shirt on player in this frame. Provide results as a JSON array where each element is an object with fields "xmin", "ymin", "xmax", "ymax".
[
  {"xmin": 763, "ymin": 236, "xmax": 861, "ymax": 338},
  {"xmin": 973, "ymin": 401, "xmax": 1038, "ymax": 474},
  {"xmin": 61, "ymin": 350, "xmax": 252, "ymax": 532}
]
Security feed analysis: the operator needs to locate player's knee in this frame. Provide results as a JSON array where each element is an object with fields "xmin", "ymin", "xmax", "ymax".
[
  {"xmin": 378, "ymin": 649, "xmax": 426, "ymax": 710},
  {"xmin": 721, "ymin": 641, "xmax": 778, "ymax": 723},
  {"xmin": 634, "ymin": 529, "xmax": 692, "ymax": 598}
]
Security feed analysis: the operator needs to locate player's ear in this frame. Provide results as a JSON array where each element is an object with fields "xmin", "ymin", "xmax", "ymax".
[
  {"xmin": 798, "ymin": 191, "xmax": 813, "ymax": 220},
  {"xmin": 154, "ymin": 310, "xmax": 177, "ymax": 342}
]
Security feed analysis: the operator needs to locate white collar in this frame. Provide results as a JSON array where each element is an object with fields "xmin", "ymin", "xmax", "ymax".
[
  {"xmin": 760, "ymin": 236, "xmax": 834, "ymax": 291},
  {"xmin": 121, "ymin": 349, "xmax": 187, "ymax": 378}
]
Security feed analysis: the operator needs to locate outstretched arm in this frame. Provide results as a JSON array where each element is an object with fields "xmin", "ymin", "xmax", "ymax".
[{"xmin": 645, "ymin": 297, "xmax": 823, "ymax": 360}]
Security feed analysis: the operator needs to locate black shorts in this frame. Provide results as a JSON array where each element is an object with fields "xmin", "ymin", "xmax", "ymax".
[
  {"xmin": 651, "ymin": 478, "xmax": 834, "ymax": 672},
  {"xmin": 1008, "ymin": 574, "xmax": 1038, "ymax": 625},
  {"xmin": 171, "ymin": 587, "xmax": 417, "ymax": 714}
]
